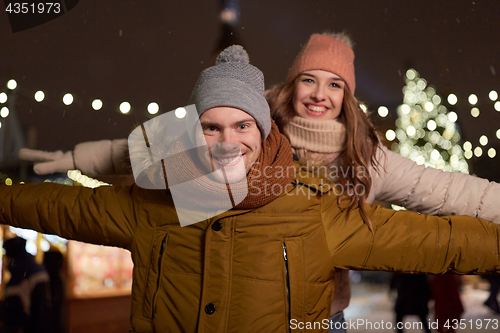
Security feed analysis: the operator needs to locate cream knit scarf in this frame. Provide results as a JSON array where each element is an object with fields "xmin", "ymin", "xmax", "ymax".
[{"xmin": 283, "ymin": 116, "xmax": 346, "ymax": 168}]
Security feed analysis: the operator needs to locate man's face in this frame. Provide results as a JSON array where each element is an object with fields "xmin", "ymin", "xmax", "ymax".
[{"xmin": 195, "ymin": 107, "xmax": 262, "ymax": 184}]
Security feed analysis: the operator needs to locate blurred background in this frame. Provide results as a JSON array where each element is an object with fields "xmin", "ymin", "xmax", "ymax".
[{"xmin": 0, "ymin": 0, "xmax": 499, "ymax": 332}]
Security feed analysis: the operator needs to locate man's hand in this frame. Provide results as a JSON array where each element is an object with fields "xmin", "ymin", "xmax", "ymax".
[{"xmin": 18, "ymin": 149, "xmax": 75, "ymax": 175}]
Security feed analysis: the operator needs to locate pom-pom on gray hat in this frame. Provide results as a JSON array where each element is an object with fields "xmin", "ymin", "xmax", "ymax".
[{"xmin": 188, "ymin": 45, "xmax": 271, "ymax": 140}]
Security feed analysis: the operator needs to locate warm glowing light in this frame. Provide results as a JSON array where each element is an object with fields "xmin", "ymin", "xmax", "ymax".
[
  {"xmin": 463, "ymin": 141, "xmax": 472, "ymax": 151},
  {"xmin": 447, "ymin": 111, "xmax": 458, "ymax": 122},
  {"xmin": 424, "ymin": 102, "xmax": 434, "ymax": 111},
  {"xmin": 385, "ymin": 129, "xmax": 396, "ymax": 141},
  {"xmin": 148, "ymin": 102, "xmax": 159, "ymax": 115},
  {"xmin": 488, "ymin": 148, "xmax": 496, "ymax": 158},
  {"xmin": 474, "ymin": 147, "xmax": 483, "ymax": 157},
  {"xmin": 34, "ymin": 91, "xmax": 45, "ymax": 102},
  {"xmin": 479, "ymin": 135, "xmax": 488, "ymax": 146},
  {"xmin": 120, "ymin": 102, "xmax": 131, "ymax": 114},
  {"xmin": 360, "ymin": 103, "xmax": 367, "ymax": 113},
  {"xmin": 63, "ymin": 93, "xmax": 73, "ymax": 105},
  {"xmin": 406, "ymin": 69, "xmax": 416, "ymax": 80},
  {"xmin": 400, "ymin": 104, "xmax": 410, "ymax": 115},
  {"xmin": 67, "ymin": 170, "xmax": 110, "ymax": 188},
  {"xmin": 175, "ymin": 107, "xmax": 187, "ymax": 119},
  {"xmin": 495, "ymin": 101, "xmax": 500, "ymax": 111},
  {"xmin": 432, "ymin": 95, "xmax": 441, "ymax": 105},
  {"xmin": 497, "ymin": 129, "xmax": 500, "ymax": 139},
  {"xmin": 471, "ymin": 108, "xmax": 480, "ymax": 117},
  {"xmin": 0, "ymin": 92, "xmax": 7, "ymax": 103},
  {"xmin": 427, "ymin": 120, "xmax": 437, "ymax": 131},
  {"xmin": 489, "ymin": 90, "xmax": 498, "ymax": 101},
  {"xmin": 447, "ymin": 94, "xmax": 457, "ymax": 105},
  {"xmin": 464, "ymin": 150, "xmax": 473, "ymax": 159},
  {"xmin": 430, "ymin": 150, "xmax": 440, "ymax": 160},
  {"xmin": 92, "ymin": 99, "xmax": 103, "ymax": 110},
  {"xmin": 378, "ymin": 106, "xmax": 389, "ymax": 117},
  {"xmin": 0, "ymin": 107, "xmax": 9, "ymax": 118},
  {"xmin": 7, "ymin": 79, "xmax": 17, "ymax": 90},
  {"xmin": 468, "ymin": 94, "xmax": 478, "ymax": 105},
  {"xmin": 5, "ymin": 178, "xmax": 12, "ymax": 185},
  {"xmin": 416, "ymin": 155, "xmax": 425, "ymax": 165},
  {"xmin": 406, "ymin": 126, "xmax": 416, "ymax": 137}
]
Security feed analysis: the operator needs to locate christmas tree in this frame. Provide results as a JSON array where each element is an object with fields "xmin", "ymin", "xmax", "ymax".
[{"xmin": 388, "ymin": 69, "xmax": 469, "ymax": 174}]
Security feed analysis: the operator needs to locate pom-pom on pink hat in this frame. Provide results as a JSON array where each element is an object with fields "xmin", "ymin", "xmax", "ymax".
[{"xmin": 286, "ymin": 33, "xmax": 356, "ymax": 94}]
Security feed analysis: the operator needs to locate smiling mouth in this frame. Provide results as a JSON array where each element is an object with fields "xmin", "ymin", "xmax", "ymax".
[
  {"xmin": 213, "ymin": 154, "xmax": 243, "ymax": 166},
  {"xmin": 306, "ymin": 104, "xmax": 328, "ymax": 113}
]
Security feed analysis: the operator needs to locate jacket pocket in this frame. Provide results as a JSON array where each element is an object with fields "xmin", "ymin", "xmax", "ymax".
[
  {"xmin": 282, "ymin": 238, "xmax": 305, "ymax": 332},
  {"xmin": 141, "ymin": 228, "xmax": 168, "ymax": 319}
]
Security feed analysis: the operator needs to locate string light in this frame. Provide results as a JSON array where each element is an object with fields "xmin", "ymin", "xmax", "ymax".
[
  {"xmin": 468, "ymin": 94, "xmax": 478, "ymax": 105},
  {"xmin": 447, "ymin": 112, "xmax": 458, "ymax": 122},
  {"xmin": 120, "ymin": 102, "xmax": 131, "ymax": 114},
  {"xmin": 447, "ymin": 94, "xmax": 457, "ymax": 105},
  {"xmin": 463, "ymin": 141, "xmax": 472, "ymax": 151},
  {"xmin": 34, "ymin": 91, "xmax": 45, "ymax": 102},
  {"xmin": 147, "ymin": 102, "xmax": 159, "ymax": 115},
  {"xmin": 7, "ymin": 79, "xmax": 17, "ymax": 90},
  {"xmin": 474, "ymin": 147, "xmax": 483, "ymax": 157},
  {"xmin": 0, "ymin": 92, "xmax": 7, "ymax": 103},
  {"xmin": 424, "ymin": 101, "xmax": 434, "ymax": 111},
  {"xmin": 175, "ymin": 107, "xmax": 186, "ymax": 119},
  {"xmin": 63, "ymin": 93, "xmax": 74, "ymax": 105},
  {"xmin": 471, "ymin": 108, "xmax": 480, "ymax": 117},
  {"xmin": 489, "ymin": 90, "xmax": 498, "ymax": 101},
  {"xmin": 385, "ymin": 129, "xmax": 396, "ymax": 141},
  {"xmin": 497, "ymin": 129, "xmax": 500, "ymax": 139},
  {"xmin": 479, "ymin": 135, "xmax": 488, "ymax": 146},
  {"xmin": 92, "ymin": 99, "xmax": 103, "ymax": 110},
  {"xmin": 67, "ymin": 170, "xmax": 110, "ymax": 188},
  {"xmin": 427, "ymin": 120, "xmax": 437, "ymax": 131},
  {"xmin": 378, "ymin": 106, "xmax": 389, "ymax": 117},
  {"xmin": 406, "ymin": 69, "xmax": 417, "ymax": 80},
  {"xmin": 488, "ymin": 148, "xmax": 496, "ymax": 158},
  {"xmin": 495, "ymin": 101, "xmax": 500, "ymax": 111},
  {"xmin": 1, "ymin": 107, "xmax": 9, "ymax": 118},
  {"xmin": 392, "ymin": 69, "xmax": 469, "ymax": 173}
]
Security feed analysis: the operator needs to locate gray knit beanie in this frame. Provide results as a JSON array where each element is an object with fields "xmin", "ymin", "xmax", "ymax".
[{"xmin": 188, "ymin": 45, "xmax": 271, "ymax": 140}]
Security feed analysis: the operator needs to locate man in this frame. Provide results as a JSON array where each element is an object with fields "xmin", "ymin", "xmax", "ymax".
[{"xmin": 1, "ymin": 45, "xmax": 500, "ymax": 333}]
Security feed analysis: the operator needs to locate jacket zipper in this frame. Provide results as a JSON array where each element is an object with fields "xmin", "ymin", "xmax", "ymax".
[
  {"xmin": 283, "ymin": 242, "xmax": 291, "ymax": 333},
  {"xmin": 152, "ymin": 235, "xmax": 167, "ymax": 319}
]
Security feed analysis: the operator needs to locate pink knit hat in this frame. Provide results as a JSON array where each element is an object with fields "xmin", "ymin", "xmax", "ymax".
[{"xmin": 286, "ymin": 33, "xmax": 356, "ymax": 94}]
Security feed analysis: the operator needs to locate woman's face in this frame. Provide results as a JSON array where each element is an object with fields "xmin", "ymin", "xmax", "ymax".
[{"xmin": 292, "ymin": 70, "xmax": 345, "ymax": 120}]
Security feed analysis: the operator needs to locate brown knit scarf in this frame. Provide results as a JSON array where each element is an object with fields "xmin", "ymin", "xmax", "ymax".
[{"xmin": 159, "ymin": 121, "xmax": 294, "ymax": 210}]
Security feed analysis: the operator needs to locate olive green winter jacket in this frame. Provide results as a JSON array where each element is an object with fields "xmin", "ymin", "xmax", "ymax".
[{"xmin": 1, "ymin": 166, "xmax": 499, "ymax": 333}]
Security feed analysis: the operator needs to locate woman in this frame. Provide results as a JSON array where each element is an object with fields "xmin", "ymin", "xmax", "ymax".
[
  {"xmin": 266, "ymin": 32, "xmax": 500, "ymax": 332},
  {"xmin": 20, "ymin": 33, "xmax": 500, "ymax": 332}
]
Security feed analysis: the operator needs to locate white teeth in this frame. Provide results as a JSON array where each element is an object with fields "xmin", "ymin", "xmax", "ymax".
[
  {"xmin": 307, "ymin": 105, "xmax": 327, "ymax": 113},
  {"xmin": 216, "ymin": 155, "xmax": 241, "ymax": 164}
]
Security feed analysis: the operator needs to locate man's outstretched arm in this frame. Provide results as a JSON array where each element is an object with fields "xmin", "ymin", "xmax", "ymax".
[
  {"xmin": 0, "ymin": 183, "xmax": 136, "ymax": 250},
  {"xmin": 322, "ymin": 198, "xmax": 499, "ymax": 275}
]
